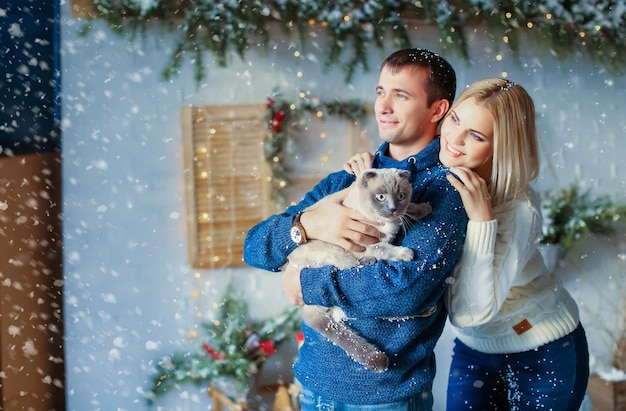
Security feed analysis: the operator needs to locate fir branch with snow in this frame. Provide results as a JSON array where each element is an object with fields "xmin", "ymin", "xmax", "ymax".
[
  {"xmin": 82, "ymin": 0, "xmax": 626, "ymax": 86},
  {"xmin": 146, "ymin": 285, "xmax": 301, "ymax": 405}
]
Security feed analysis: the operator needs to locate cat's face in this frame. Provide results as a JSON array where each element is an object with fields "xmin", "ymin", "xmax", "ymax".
[{"xmin": 356, "ymin": 168, "xmax": 412, "ymax": 221}]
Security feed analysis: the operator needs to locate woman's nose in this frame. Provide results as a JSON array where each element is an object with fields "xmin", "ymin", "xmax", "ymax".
[{"xmin": 448, "ymin": 130, "xmax": 465, "ymax": 145}]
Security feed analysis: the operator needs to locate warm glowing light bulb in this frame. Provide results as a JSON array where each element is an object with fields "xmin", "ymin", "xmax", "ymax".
[
  {"xmin": 496, "ymin": 54, "xmax": 503, "ymax": 61},
  {"xmin": 297, "ymin": 71, "xmax": 303, "ymax": 77},
  {"xmin": 210, "ymin": 128, "xmax": 216, "ymax": 135},
  {"xmin": 527, "ymin": 22, "xmax": 534, "ymax": 28},
  {"xmin": 503, "ymin": 36, "xmax": 509, "ymax": 43},
  {"xmin": 316, "ymin": 110, "xmax": 323, "ymax": 118},
  {"xmin": 294, "ymin": 51, "xmax": 301, "ymax": 57},
  {"xmin": 501, "ymin": 72, "xmax": 508, "ymax": 78}
]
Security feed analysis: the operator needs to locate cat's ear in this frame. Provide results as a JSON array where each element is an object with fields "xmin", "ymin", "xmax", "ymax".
[
  {"xmin": 361, "ymin": 170, "xmax": 378, "ymax": 188},
  {"xmin": 397, "ymin": 169, "xmax": 411, "ymax": 181}
]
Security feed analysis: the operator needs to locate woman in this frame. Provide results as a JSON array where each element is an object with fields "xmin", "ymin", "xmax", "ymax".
[{"xmin": 346, "ymin": 78, "xmax": 589, "ymax": 410}]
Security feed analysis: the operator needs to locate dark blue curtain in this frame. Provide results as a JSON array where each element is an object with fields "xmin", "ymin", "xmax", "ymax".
[{"xmin": 0, "ymin": 0, "xmax": 60, "ymax": 156}]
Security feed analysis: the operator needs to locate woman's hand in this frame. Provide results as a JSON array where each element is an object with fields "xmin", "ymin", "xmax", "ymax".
[
  {"xmin": 343, "ymin": 152, "xmax": 374, "ymax": 177},
  {"xmin": 446, "ymin": 166, "xmax": 494, "ymax": 222}
]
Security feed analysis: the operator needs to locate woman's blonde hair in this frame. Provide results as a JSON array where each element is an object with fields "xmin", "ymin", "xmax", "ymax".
[{"xmin": 451, "ymin": 78, "xmax": 539, "ymax": 205}]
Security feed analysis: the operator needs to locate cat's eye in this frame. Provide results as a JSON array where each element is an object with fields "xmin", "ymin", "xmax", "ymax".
[
  {"xmin": 397, "ymin": 193, "xmax": 406, "ymax": 201},
  {"xmin": 375, "ymin": 193, "xmax": 386, "ymax": 202}
]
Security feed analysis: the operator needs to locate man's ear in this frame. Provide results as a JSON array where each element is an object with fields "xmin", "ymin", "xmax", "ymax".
[{"xmin": 430, "ymin": 99, "xmax": 450, "ymax": 123}]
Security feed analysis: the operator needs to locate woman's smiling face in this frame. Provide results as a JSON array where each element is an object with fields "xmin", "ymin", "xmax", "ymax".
[{"xmin": 439, "ymin": 97, "xmax": 494, "ymax": 181}]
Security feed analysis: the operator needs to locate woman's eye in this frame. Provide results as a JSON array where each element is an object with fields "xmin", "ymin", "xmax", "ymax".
[{"xmin": 470, "ymin": 132, "xmax": 484, "ymax": 141}]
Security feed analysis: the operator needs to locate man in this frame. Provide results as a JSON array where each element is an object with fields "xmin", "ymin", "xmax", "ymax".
[{"xmin": 244, "ymin": 48, "xmax": 467, "ymax": 411}]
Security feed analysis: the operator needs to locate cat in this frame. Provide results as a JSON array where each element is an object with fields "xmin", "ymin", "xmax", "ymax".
[{"xmin": 287, "ymin": 168, "xmax": 432, "ymax": 372}]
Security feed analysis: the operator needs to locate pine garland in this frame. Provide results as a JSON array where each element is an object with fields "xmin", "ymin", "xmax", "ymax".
[
  {"xmin": 147, "ymin": 284, "xmax": 301, "ymax": 404},
  {"xmin": 264, "ymin": 89, "xmax": 367, "ymax": 209},
  {"xmin": 82, "ymin": 0, "xmax": 626, "ymax": 85}
]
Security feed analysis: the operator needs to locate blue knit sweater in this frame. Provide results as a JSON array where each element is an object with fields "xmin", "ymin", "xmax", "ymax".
[{"xmin": 244, "ymin": 138, "xmax": 467, "ymax": 405}]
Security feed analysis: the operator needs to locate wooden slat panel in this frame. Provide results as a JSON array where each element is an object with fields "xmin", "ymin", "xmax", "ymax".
[{"xmin": 182, "ymin": 104, "xmax": 275, "ymax": 268}]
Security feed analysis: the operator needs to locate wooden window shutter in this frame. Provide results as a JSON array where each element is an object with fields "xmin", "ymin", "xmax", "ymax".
[{"xmin": 181, "ymin": 104, "xmax": 275, "ymax": 268}]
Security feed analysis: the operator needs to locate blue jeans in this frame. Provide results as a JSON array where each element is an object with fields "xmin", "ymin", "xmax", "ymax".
[
  {"xmin": 446, "ymin": 323, "xmax": 589, "ymax": 411},
  {"xmin": 299, "ymin": 385, "xmax": 433, "ymax": 411}
]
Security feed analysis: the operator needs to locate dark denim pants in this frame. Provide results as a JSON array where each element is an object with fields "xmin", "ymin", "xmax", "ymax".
[
  {"xmin": 299, "ymin": 385, "xmax": 434, "ymax": 411},
  {"xmin": 446, "ymin": 323, "xmax": 590, "ymax": 411}
]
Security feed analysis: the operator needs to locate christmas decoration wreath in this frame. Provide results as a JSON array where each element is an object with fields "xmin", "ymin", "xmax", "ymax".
[
  {"xmin": 82, "ymin": 0, "xmax": 626, "ymax": 85},
  {"xmin": 264, "ymin": 90, "xmax": 366, "ymax": 209}
]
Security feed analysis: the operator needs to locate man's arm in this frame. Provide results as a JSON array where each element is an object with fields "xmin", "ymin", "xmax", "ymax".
[
  {"xmin": 297, "ymin": 178, "xmax": 468, "ymax": 319},
  {"xmin": 244, "ymin": 170, "xmax": 380, "ymax": 271}
]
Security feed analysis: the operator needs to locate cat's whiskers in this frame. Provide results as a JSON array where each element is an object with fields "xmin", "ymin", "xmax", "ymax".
[{"xmin": 399, "ymin": 214, "xmax": 415, "ymax": 237}]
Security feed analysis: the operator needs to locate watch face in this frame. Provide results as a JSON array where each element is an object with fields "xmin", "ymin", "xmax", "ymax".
[{"xmin": 290, "ymin": 226, "xmax": 303, "ymax": 244}]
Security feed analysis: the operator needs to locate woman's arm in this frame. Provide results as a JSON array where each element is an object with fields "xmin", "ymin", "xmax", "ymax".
[{"xmin": 447, "ymin": 191, "xmax": 542, "ymax": 327}]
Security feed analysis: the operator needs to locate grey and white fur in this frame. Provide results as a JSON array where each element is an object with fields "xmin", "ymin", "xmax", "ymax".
[{"xmin": 287, "ymin": 168, "xmax": 431, "ymax": 372}]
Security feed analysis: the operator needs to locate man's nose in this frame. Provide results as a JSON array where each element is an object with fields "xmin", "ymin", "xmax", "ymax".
[{"xmin": 376, "ymin": 95, "xmax": 392, "ymax": 113}]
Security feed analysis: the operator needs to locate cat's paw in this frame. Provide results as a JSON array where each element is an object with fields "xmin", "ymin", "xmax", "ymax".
[
  {"xmin": 407, "ymin": 202, "xmax": 432, "ymax": 220},
  {"xmin": 357, "ymin": 256, "xmax": 378, "ymax": 266},
  {"xmin": 395, "ymin": 246, "xmax": 414, "ymax": 261}
]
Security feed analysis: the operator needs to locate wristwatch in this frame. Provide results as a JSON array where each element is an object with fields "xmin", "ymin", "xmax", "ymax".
[{"xmin": 290, "ymin": 212, "xmax": 307, "ymax": 245}]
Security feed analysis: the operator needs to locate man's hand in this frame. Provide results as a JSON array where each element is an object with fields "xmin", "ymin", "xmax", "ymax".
[
  {"xmin": 281, "ymin": 262, "xmax": 304, "ymax": 306},
  {"xmin": 446, "ymin": 166, "xmax": 494, "ymax": 222},
  {"xmin": 300, "ymin": 185, "xmax": 383, "ymax": 252}
]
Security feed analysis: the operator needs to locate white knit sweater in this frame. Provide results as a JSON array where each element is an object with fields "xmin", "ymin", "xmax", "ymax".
[{"xmin": 446, "ymin": 187, "xmax": 580, "ymax": 354}]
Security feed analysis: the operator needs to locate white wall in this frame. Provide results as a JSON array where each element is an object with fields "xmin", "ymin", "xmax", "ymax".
[{"xmin": 60, "ymin": 3, "xmax": 626, "ymax": 410}]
